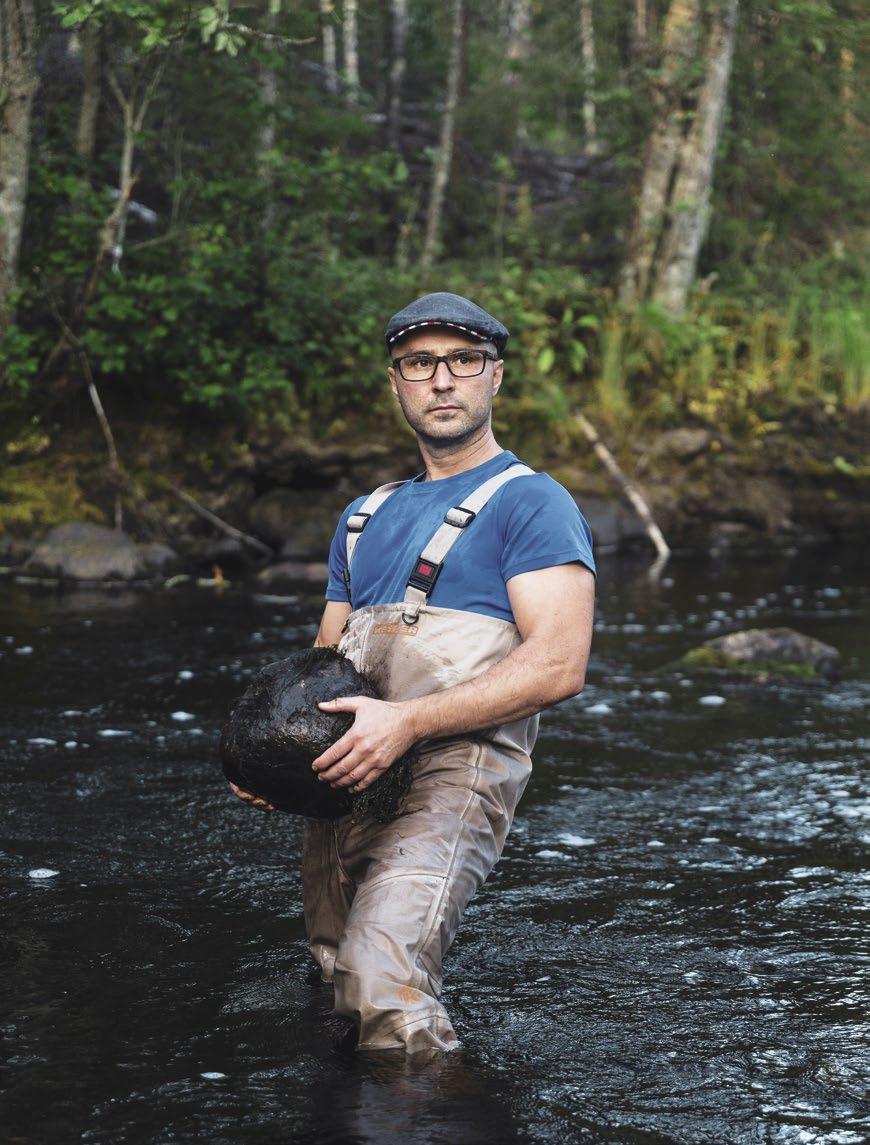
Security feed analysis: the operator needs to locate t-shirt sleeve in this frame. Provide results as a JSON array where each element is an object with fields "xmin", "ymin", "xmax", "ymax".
[
  {"xmin": 497, "ymin": 475, "xmax": 596, "ymax": 583},
  {"xmin": 325, "ymin": 497, "xmax": 367, "ymax": 602}
]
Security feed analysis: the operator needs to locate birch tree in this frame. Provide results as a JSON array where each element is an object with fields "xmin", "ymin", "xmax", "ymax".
[
  {"xmin": 420, "ymin": 0, "xmax": 463, "ymax": 275},
  {"xmin": 619, "ymin": 0, "xmax": 700, "ymax": 306},
  {"xmin": 319, "ymin": 0, "xmax": 338, "ymax": 95},
  {"xmin": 387, "ymin": 0, "xmax": 407, "ymax": 149},
  {"xmin": 650, "ymin": 0, "xmax": 739, "ymax": 313},
  {"xmin": 506, "ymin": 0, "xmax": 530, "ymax": 145},
  {"xmin": 579, "ymin": 0, "xmax": 597, "ymax": 154},
  {"xmin": 343, "ymin": 0, "xmax": 359, "ymax": 106},
  {"xmin": 257, "ymin": 1, "xmax": 279, "ymax": 232},
  {"xmin": 0, "ymin": 0, "xmax": 38, "ymax": 334}
]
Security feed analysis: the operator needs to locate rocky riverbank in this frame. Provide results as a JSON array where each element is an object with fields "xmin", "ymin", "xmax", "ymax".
[{"xmin": 1, "ymin": 407, "xmax": 868, "ymax": 584}]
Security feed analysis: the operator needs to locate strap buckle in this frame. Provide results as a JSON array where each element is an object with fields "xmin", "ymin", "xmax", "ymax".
[
  {"xmin": 444, "ymin": 505, "xmax": 476, "ymax": 528},
  {"xmin": 347, "ymin": 512, "xmax": 371, "ymax": 533},
  {"xmin": 407, "ymin": 557, "xmax": 442, "ymax": 595}
]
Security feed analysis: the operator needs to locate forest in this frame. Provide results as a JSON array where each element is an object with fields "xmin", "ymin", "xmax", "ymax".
[{"xmin": 0, "ymin": 0, "xmax": 867, "ymax": 540}]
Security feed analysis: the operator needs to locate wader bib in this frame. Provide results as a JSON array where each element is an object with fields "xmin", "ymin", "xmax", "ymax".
[{"xmin": 302, "ymin": 464, "xmax": 540, "ymax": 1054}]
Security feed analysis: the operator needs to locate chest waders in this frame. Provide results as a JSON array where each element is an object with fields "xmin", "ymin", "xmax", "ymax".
[{"xmin": 302, "ymin": 464, "xmax": 540, "ymax": 1054}]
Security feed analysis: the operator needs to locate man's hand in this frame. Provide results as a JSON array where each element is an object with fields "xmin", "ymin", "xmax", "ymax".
[
  {"xmin": 311, "ymin": 696, "xmax": 417, "ymax": 792},
  {"xmin": 228, "ymin": 781, "xmax": 277, "ymax": 813}
]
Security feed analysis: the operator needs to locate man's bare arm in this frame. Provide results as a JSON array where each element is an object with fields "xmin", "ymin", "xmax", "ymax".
[
  {"xmin": 313, "ymin": 563, "xmax": 595, "ymax": 791},
  {"xmin": 315, "ymin": 600, "xmax": 352, "ymax": 647}
]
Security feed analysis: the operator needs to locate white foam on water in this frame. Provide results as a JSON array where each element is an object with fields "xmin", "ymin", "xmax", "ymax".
[
  {"xmin": 649, "ymin": 690, "xmax": 670, "ymax": 702},
  {"xmin": 28, "ymin": 868, "xmax": 59, "ymax": 879},
  {"xmin": 535, "ymin": 849, "xmax": 568, "ymax": 859},
  {"xmin": 178, "ymin": 670, "xmax": 194, "ymax": 680},
  {"xmin": 16, "ymin": 646, "xmax": 34, "ymax": 655},
  {"xmin": 584, "ymin": 702, "xmax": 612, "ymax": 715},
  {"xmin": 200, "ymin": 1072, "xmax": 226, "ymax": 1080},
  {"xmin": 98, "ymin": 729, "xmax": 129, "ymax": 737},
  {"xmin": 64, "ymin": 741, "xmax": 77, "ymax": 749},
  {"xmin": 647, "ymin": 840, "xmax": 665, "ymax": 848},
  {"xmin": 699, "ymin": 695, "xmax": 726, "ymax": 706},
  {"xmin": 27, "ymin": 738, "xmax": 57, "ymax": 747},
  {"xmin": 558, "ymin": 833, "xmax": 596, "ymax": 847},
  {"xmin": 62, "ymin": 709, "xmax": 82, "ymax": 717},
  {"xmin": 171, "ymin": 711, "xmax": 195, "ymax": 721}
]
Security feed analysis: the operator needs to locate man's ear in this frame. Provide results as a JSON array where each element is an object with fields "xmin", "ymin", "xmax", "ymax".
[
  {"xmin": 491, "ymin": 358, "xmax": 503, "ymax": 397},
  {"xmin": 387, "ymin": 365, "xmax": 399, "ymax": 397}
]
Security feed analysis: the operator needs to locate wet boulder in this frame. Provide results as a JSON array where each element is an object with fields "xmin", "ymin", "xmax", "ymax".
[
  {"xmin": 23, "ymin": 522, "xmax": 150, "ymax": 582},
  {"xmin": 681, "ymin": 627, "xmax": 841, "ymax": 683},
  {"xmin": 221, "ymin": 647, "xmax": 412, "ymax": 821}
]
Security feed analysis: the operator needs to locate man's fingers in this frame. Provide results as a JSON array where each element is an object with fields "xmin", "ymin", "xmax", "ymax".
[
  {"xmin": 318, "ymin": 748, "xmax": 366, "ymax": 785},
  {"xmin": 311, "ymin": 730, "xmax": 356, "ymax": 772},
  {"xmin": 318, "ymin": 696, "xmax": 362, "ymax": 714},
  {"xmin": 228, "ymin": 781, "xmax": 276, "ymax": 813},
  {"xmin": 350, "ymin": 764, "xmax": 384, "ymax": 792}
]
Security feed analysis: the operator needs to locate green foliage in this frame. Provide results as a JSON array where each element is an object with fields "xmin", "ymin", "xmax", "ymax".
[{"xmin": 4, "ymin": 0, "xmax": 866, "ymax": 450}]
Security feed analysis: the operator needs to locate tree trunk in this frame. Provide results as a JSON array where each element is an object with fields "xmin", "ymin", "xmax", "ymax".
[
  {"xmin": 387, "ymin": 0, "xmax": 407, "ymax": 150},
  {"xmin": 343, "ymin": 0, "xmax": 359, "ymax": 106},
  {"xmin": 319, "ymin": 1, "xmax": 338, "ymax": 96},
  {"xmin": 579, "ymin": 0, "xmax": 597, "ymax": 154},
  {"xmin": 0, "ymin": 0, "xmax": 38, "ymax": 334},
  {"xmin": 506, "ymin": 0, "xmax": 530, "ymax": 145},
  {"xmin": 105, "ymin": 57, "xmax": 166, "ymax": 272},
  {"xmin": 617, "ymin": 0, "xmax": 701, "ymax": 306},
  {"xmin": 420, "ymin": 0, "xmax": 463, "ymax": 276},
  {"xmin": 650, "ymin": 0, "xmax": 739, "ymax": 314},
  {"xmin": 256, "ymin": 3, "xmax": 278, "ymax": 231},
  {"xmin": 629, "ymin": 0, "xmax": 652, "ymax": 59},
  {"xmin": 75, "ymin": 20, "xmax": 100, "ymax": 162}
]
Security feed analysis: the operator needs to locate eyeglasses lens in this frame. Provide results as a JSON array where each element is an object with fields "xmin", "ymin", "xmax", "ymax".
[{"xmin": 399, "ymin": 350, "xmax": 487, "ymax": 381}]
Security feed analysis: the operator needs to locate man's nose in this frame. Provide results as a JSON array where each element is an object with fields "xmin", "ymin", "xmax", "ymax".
[{"xmin": 432, "ymin": 361, "xmax": 455, "ymax": 389}]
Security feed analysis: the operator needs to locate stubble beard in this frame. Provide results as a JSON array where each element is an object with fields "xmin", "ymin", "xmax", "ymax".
[{"xmin": 398, "ymin": 395, "xmax": 493, "ymax": 453}]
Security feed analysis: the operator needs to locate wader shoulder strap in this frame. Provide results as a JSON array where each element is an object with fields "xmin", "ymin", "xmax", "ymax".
[
  {"xmin": 343, "ymin": 480, "xmax": 406, "ymax": 605},
  {"xmin": 402, "ymin": 464, "xmax": 535, "ymax": 625}
]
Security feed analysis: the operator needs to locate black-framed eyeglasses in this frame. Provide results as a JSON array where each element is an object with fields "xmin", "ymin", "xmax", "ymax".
[{"xmin": 391, "ymin": 349, "xmax": 498, "ymax": 383}]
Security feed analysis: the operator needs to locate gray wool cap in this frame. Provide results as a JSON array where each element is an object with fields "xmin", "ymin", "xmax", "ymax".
[{"xmin": 385, "ymin": 292, "xmax": 509, "ymax": 355}]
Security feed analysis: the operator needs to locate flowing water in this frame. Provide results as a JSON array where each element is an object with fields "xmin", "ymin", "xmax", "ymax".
[{"xmin": 1, "ymin": 549, "xmax": 868, "ymax": 1144}]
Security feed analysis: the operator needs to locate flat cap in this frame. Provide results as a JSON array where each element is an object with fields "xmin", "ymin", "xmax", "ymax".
[{"xmin": 385, "ymin": 292, "xmax": 509, "ymax": 355}]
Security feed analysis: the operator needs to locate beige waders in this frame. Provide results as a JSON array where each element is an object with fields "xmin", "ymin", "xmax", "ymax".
[{"xmin": 302, "ymin": 467, "xmax": 540, "ymax": 1054}]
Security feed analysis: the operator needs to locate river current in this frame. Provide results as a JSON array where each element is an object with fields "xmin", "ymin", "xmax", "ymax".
[{"xmin": 1, "ymin": 549, "xmax": 867, "ymax": 1144}]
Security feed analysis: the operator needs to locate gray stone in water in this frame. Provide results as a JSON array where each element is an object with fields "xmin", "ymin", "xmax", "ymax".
[
  {"xmin": 256, "ymin": 560, "xmax": 330, "ymax": 586},
  {"xmin": 24, "ymin": 522, "xmax": 149, "ymax": 582},
  {"xmin": 688, "ymin": 627, "xmax": 841, "ymax": 682},
  {"xmin": 137, "ymin": 541, "xmax": 180, "ymax": 575}
]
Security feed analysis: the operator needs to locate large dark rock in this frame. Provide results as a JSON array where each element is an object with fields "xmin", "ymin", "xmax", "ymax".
[
  {"xmin": 221, "ymin": 647, "xmax": 412, "ymax": 821},
  {"xmin": 23, "ymin": 523, "xmax": 149, "ymax": 582},
  {"xmin": 247, "ymin": 489, "xmax": 346, "ymax": 557},
  {"xmin": 575, "ymin": 495, "xmax": 647, "ymax": 554},
  {"xmin": 682, "ymin": 627, "xmax": 841, "ymax": 682}
]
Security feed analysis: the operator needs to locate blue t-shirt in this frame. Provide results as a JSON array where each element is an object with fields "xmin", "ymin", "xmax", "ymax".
[{"xmin": 325, "ymin": 451, "xmax": 595, "ymax": 624}]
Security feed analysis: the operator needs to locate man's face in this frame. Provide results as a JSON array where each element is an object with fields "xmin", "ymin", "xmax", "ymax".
[{"xmin": 387, "ymin": 330, "xmax": 503, "ymax": 446}]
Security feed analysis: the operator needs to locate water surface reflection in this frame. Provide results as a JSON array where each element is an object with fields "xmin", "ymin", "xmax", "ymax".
[{"xmin": 1, "ymin": 550, "xmax": 867, "ymax": 1143}]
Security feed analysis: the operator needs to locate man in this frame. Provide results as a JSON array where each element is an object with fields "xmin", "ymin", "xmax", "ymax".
[{"xmin": 232, "ymin": 292, "xmax": 596, "ymax": 1055}]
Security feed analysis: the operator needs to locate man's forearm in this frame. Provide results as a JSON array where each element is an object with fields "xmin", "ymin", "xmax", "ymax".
[{"xmin": 403, "ymin": 638, "xmax": 585, "ymax": 743}]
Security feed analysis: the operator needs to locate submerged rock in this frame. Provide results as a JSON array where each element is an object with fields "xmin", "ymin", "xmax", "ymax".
[
  {"xmin": 220, "ymin": 647, "xmax": 413, "ymax": 821},
  {"xmin": 682, "ymin": 627, "xmax": 841, "ymax": 683}
]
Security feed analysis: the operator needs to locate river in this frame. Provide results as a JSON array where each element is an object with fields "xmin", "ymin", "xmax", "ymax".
[{"xmin": 1, "ymin": 548, "xmax": 867, "ymax": 1144}]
